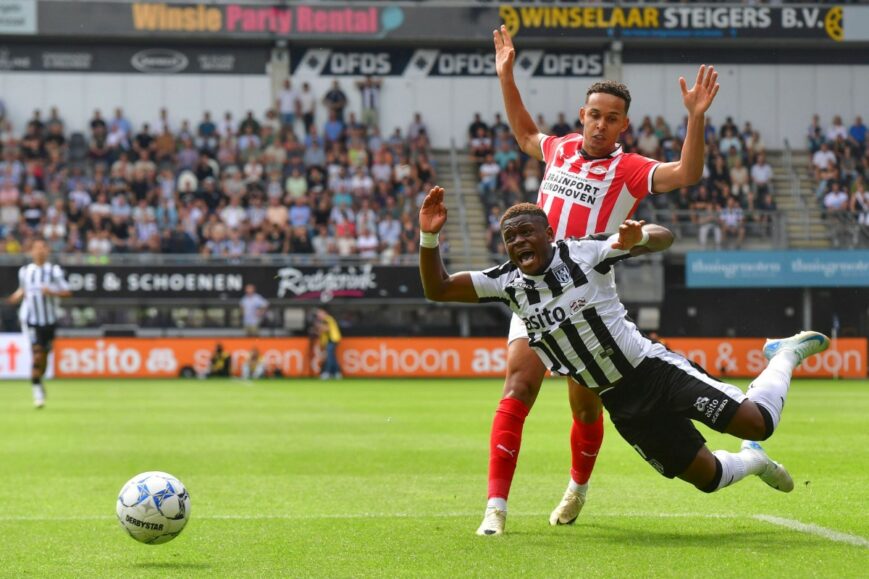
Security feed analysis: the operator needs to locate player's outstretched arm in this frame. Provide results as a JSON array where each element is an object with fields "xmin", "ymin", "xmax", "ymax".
[
  {"xmin": 610, "ymin": 220, "xmax": 674, "ymax": 256},
  {"xmin": 653, "ymin": 65, "xmax": 720, "ymax": 193},
  {"xmin": 5, "ymin": 288, "xmax": 23, "ymax": 305},
  {"xmin": 418, "ymin": 186, "xmax": 480, "ymax": 303},
  {"xmin": 494, "ymin": 25, "xmax": 545, "ymax": 161}
]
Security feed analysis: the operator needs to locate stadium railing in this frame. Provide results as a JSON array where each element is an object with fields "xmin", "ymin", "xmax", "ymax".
[{"xmin": 449, "ymin": 137, "xmax": 474, "ymax": 269}]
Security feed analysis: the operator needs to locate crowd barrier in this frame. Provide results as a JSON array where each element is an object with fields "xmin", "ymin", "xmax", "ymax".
[{"xmin": 1, "ymin": 335, "xmax": 863, "ymax": 379}]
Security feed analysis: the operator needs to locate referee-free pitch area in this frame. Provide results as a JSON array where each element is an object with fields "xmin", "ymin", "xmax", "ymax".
[{"xmin": 1, "ymin": 378, "xmax": 866, "ymax": 577}]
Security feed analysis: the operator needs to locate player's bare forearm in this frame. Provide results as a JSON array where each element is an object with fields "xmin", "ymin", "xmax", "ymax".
[
  {"xmin": 653, "ymin": 113, "xmax": 705, "ymax": 193},
  {"xmin": 631, "ymin": 224, "xmax": 674, "ymax": 255},
  {"xmin": 611, "ymin": 221, "xmax": 674, "ymax": 255},
  {"xmin": 6, "ymin": 288, "xmax": 23, "ymax": 305},
  {"xmin": 499, "ymin": 76, "xmax": 543, "ymax": 160},
  {"xmin": 418, "ymin": 246, "xmax": 478, "ymax": 303},
  {"xmin": 653, "ymin": 65, "xmax": 719, "ymax": 193},
  {"xmin": 418, "ymin": 186, "xmax": 480, "ymax": 303},
  {"xmin": 494, "ymin": 25, "xmax": 544, "ymax": 160}
]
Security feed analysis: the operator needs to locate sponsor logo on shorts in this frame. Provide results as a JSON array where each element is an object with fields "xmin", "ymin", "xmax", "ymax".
[
  {"xmin": 695, "ymin": 397, "xmax": 729, "ymax": 424},
  {"xmin": 648, "ymin": 459, "xmax": 665, "ymax": 474}
]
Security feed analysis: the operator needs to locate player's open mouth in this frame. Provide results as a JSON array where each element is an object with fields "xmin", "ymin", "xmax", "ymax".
[{"xmin": 516, "ymin": 250, "xmax": 536, "ymax": 267}]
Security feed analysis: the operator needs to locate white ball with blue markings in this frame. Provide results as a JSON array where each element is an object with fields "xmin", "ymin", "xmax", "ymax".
[{"xmin": 116, "ymin": 471, "xmax": 190, "ymax": 544}]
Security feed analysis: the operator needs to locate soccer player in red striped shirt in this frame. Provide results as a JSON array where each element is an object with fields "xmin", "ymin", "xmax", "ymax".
[{"xmin": 476, "ymin": 25, "xmax": 720, "ymax": 536}]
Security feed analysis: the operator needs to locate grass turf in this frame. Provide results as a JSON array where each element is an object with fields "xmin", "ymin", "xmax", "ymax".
[{"xmin": 0, "ymin": 378, "xmax": 867, "ymax": 577}]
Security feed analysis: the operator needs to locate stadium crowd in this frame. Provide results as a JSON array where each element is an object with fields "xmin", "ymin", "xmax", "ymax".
[
  {"xmin": 473, "ymin": 111, "xmax": 784, "ymax": 253},
  {"xmin": 0, "ymin": 80, "xmax": 438, "ymax": 262},
  {"xmin": 807, "ymin": 114, "xmax": 869, "ymax": 247}
]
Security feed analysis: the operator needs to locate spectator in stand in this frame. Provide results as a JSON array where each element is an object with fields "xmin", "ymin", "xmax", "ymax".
[
  {"xmin": 826, "ymin": 115, "xmax": 848, "ymax": 144},
  {"xmin": 485, "ymin": 205, "xmax": 502, "ymax": 255},
  {"xmin": 356, "ymin": 76, "xmax": 382, "ymax": 130},
  {"xmin": 720, "ymin": 196, "xmax": 746, "ymax": 249},
  {"xmin": 551, "ymin": 113, "xmax": 572, "ymax": 138},
  {"xmin": 751, "ymin": 152, "xmax": 774, "ymax": 196},
  {"xmin": 637, "ymin": 125, "xmax": 660, "ymax": 159},
  {"xmin": 729, "ymin": 156, "xmax": 751, "ymax": 199},
  {"xmin": 478, "ymin": 153, "xmax": 501, "ymax": 207},
  {"xmin": 815, "ymin": 161, "xmax": 839, "ymax": 203},
  {"xmin": 298, "ymin": 82, "xmax": 317, "ymax": 135},
  {"xmin": 719, "ymin": 126, "xmax": 742, "ymax": 157},
  {"xmin": 277, "ymin": 79, "xmax": 300, "ymax": 130},
  {"xmin": 322, "ymin": 80, "xmax": 348, "ymax": 122},
  {"xmin": 470, "ymin": 127, "xmax": 493, "ymax": 165},
  {"xmin": 694, "ymin": 187, "xmax": 722, "ymax": 250},
  {"xmin": 468, "ymin": 113, "xmax": 488, "ymax": 142},
  {"xmin": 323, "ymin": 110, "xmax": 345, "ymax": 145},
  {"xmin": 848, "ymin": 115, "xmax": 867, "ymax": 154},
  {"xmin": 852, "ymin": 180, "xmax": 869, "ymax": 226},
  {"xmin": 407, "ymin": 112, "xmax": 427, "ymax": 141},
  {"xmin": 812, "ymin": 142, "xmax": 837, "ymax": 180},
  {"xmin": 824, "ymin": 181, "xmax": 849, "ymax": 214}
]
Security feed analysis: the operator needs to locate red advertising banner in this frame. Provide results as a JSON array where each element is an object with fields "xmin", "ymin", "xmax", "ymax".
[{"xmin": 50, "ymin": 337, "xmax": 866, "ymax": 379}]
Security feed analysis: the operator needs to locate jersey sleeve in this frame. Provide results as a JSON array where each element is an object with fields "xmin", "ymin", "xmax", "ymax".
[
  {"xmin": 540, "ymin": 134, "xmax": 567, "ymax": 164},
  {"xmin": 621, "ymin": 153, "xmax": 661, "ymax": 197},
  {"xmin": 52, "ymin": 265, "xmax": 70, "ymax": 291},
  {"xmin": 18, "ymin": 266, "xmax": 25, "ymax": 288},
  {"xmin": 570, "ymin": 238, "xmax": 630, "ymax": 269},
  {"xmin": 469, "ymin": 263, "xmax": 511, "ymax": 303}
]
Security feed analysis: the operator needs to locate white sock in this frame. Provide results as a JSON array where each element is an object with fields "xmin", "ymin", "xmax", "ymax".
[
  {"xmin": 712, "ymin": 449, "xmax": 768, "ymax": 491},
  {"xmin": 32, "ymin": 383, "xmax": 44, "ymax": 400},
  {"xmin": 486, "ymin": 498, "xmax": 507, "ymax": 512},
  {"xmin": 568, "ymin": 479, "xmax": 588, "ymax": 495},
  {"xmin": 745, "ymin": 352, "xmax": 798, "ymax": 432}
]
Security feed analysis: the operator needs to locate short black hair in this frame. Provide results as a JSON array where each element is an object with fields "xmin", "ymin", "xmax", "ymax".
[
  {"xmin": 586, "ymin": 80, "xmax": 631, "ymax": 113},
  {"xmin": 500, "ymin": 203, "xmax": 548, "ymax": 229}
]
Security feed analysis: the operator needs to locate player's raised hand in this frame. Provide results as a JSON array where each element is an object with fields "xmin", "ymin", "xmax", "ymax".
[
  {"xmin": 493, "ymin": 25, "xmax": 516, "ymax": 78},
  {"xmin": 419, "ymin": 186, "xmax": 448, "ymax": 234},
  {"xmin": 680, "ymin": 65, "xmax": 720, "ymax": 116},
  {"xmin": 612, "ymin": 219, "xmax": 647, "ymax": 250}
]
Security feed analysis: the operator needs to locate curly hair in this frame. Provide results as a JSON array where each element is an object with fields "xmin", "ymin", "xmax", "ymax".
[
  {"xmin": 500, "ymin": 202, "xmax": 548, "ymax": 228},
  {"xmin": 586, "ymin": 80, "xmax": 631, "ymax": 113}
]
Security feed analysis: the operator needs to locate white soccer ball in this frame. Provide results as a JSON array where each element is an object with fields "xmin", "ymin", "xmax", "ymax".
[{"xmin": 116, "ymin": 471, "xmax": 190, "ymax": 544}]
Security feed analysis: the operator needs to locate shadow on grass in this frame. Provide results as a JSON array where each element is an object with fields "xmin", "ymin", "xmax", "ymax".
[
  {"xmin": 505, "ymin": 523, "xmax": 788, "ymax": 548},
  {"xmin": 130, "ymin": 562, "xmax": 213, "ymax": 570}
]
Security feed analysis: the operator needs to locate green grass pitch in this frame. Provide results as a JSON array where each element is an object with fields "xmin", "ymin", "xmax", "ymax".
[{"xmin": 1, "ymin": 378, "xmax": 867, "ymax": 577}]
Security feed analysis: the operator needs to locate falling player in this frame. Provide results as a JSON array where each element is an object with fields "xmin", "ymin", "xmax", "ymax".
[
  {"xmin": 419, "ymin": 188, "xmax": 829, "ymax": 533},
  {"xmin": 479, "ymin": 24, "xmax": 721, "ymax": 535}
]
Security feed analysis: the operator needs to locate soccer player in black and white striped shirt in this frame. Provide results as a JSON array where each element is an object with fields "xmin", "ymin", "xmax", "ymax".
[
  {"xmin": 419, "ymin": 187, "xmax": 830, "ymax": 534},
  {"xmin": 5, "ymin": 238, "xmax": 71, "ymax": 408}
]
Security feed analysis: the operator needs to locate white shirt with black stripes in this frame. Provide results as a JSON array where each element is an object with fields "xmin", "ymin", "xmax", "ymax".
[
  {"xmin": 471, "ymin": 236, "xmax": 657, "ymax": 389},
  {"xmin": 17, "ymin": 262, "xmax": 69, "ymax": 327}
]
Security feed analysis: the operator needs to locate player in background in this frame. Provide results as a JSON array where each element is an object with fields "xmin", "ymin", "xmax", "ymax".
[
  {"xmin": 5, "ymin": 238, "xmax": 72, "ymax": 408},
  {"xmin": 482, "ymin": 25, "xmax": 720, "ymax": 535},
  {"xmin": 419, "ymin": 189, "xmax": 830, "ymax": 535}
]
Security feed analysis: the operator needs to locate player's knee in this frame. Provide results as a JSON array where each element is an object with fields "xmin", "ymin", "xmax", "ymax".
[{"xmin": 572, "ymin": 406, "xmax": 602, "ymax": 424}]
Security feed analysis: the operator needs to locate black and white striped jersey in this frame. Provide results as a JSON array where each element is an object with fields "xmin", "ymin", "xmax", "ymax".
[
  {"xmin": 471, "ymin": 236, "xmax": 655, "ymax": 389},
  {"xmin": 17, "ymin": 262, "xmax": 69, "ymax": 327}
]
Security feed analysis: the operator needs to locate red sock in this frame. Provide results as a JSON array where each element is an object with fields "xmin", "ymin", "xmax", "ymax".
[
  {"xmin": 487, "ymin": 397, "xmax": 530, "ymax": 500},
  {"xmin": 570, "ymin": 413, "xmax": 604, "ymax": 485}
]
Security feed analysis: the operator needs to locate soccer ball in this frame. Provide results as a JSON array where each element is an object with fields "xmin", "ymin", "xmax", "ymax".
[{"xmin": 116, "ymin": 471, "xmax": 190, "ymax": 544}]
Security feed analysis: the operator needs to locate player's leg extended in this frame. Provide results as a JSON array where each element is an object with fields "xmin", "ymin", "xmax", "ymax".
[
  {"xmin": 31, "ymin": 343, "xmax": 47, "ymax": 408},
  {"xmin": 550, "ymin": 381, "xmax": 603, "ymax": 525},
  {"xmin": 477, "ymin": 336, "xmax": 545, "ymax": 536}
]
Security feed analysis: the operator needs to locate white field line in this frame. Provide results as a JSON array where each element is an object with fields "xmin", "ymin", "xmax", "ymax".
[
  {"xmin": 753, "ymin": 514, "xmax": 869, "ymax": 548},
  {"xmin": 0, "ymin": 512, "xmax": 736, "ymax": 522},
  {"xmin": 2, "ymin": 512, "xmax": 866, "ymax": 548}
]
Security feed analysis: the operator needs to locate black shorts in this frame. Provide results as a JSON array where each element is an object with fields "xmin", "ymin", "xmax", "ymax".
[
  {"xmin": 26, "ymin": 325, "xmax": 56, "ymax": 351},
  {"xmin": 599, "ymin": 349, "xmax": 746, "ymax": 479}
]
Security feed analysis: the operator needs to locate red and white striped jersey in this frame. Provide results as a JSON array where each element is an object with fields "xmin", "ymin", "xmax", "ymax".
[{"xmin": 538, "ymin": 133, "xmax": 660, "ymax": 239}]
